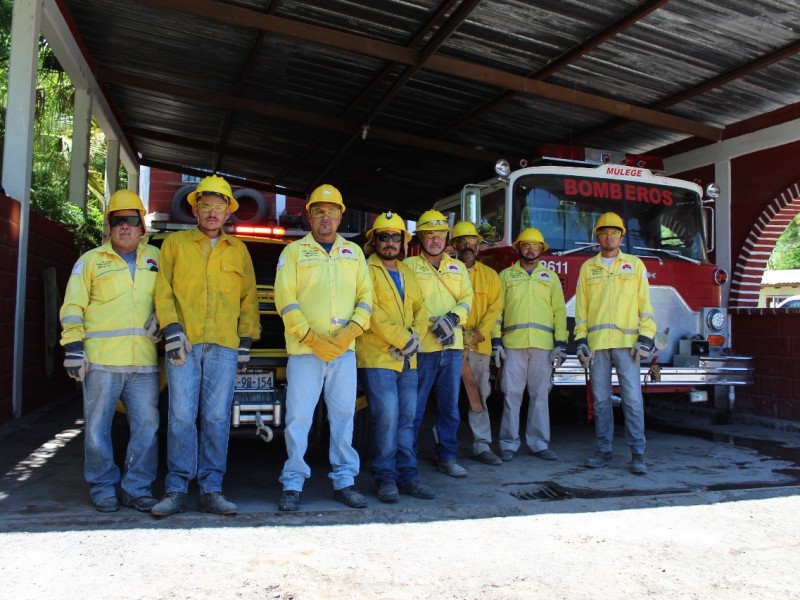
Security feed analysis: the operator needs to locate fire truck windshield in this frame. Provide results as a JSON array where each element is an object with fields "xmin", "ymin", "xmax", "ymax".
[{"xmin": 510, "ymin": 174, "xmax": 708, "ymax": 261}]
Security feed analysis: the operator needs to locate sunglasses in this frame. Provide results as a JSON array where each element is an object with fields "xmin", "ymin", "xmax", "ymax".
[
  {"xmin": 453, "ymin": 236, "xmax": 480, "ymax": 247},
  {"xmin": 196, "ymin": 201, "xmax": 229, "ymax": 214},
  {"xmin": 376, "ymin": 232, "xmax": 403, "ymax": 243},
  {"xmin": 109, "ymin": 215, "xmax": 142, "ymax": 228},
  {"xmin": 309, "ymin": 207, "xmax": 342, "ymax": 218}
]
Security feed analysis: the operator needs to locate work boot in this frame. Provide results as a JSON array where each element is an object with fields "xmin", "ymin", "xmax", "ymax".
[
  {"xmin": 199, "ymin": 491, "xmax": 238, "ymax": 515},
  {"xmin": 376, "ymin": 481, "xmax": 400, "ymax": 503},
  {"xmin": 333, "ymin": 486, "xmax": 368, "ymax": 508},
  {"xmin": 499, "ymin": 450, "xmax": 515, "ymax": 462},
  {"xmin": 473, "ymin": 450, "xmax": 503, "ymax": 466},
  {"xmin": 94, "ymin": 496, "xmax": 120, "ymax": 513},
  {"xmin": 398, "ymin": 480, "xmax": 437, "ymax": 500},
  {"xmin": 436, "ymin": 459, "xmax": 468, "ymax": 478},
  {"xmin": 584, "ymin": 451, "xmax": 612, "ymax": 469},
  {"xmin": 151, "ymin": 492, "xmax": 188, "ymax": 517},
  {"xmin": 630, "ymin": 454, "xmax": 648, "ymax": 475},
  {"xmin": 531, "ymin": 448, "xmax": 558, "ymax": 461},
  {"xmin": 279, "ymin": 490, "xmax": 300, "ymax": 512},
  {"xmin": 122, "ymin": 496, "xmax": 158, "ymax": 513}
]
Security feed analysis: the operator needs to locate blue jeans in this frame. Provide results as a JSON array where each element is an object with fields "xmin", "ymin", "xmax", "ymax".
[
  {"xmin": 165, "ymin": 343, "xmax": 238, "ymax": 494},
  {"xmin": 414, "ymin": 350, "xmax": 462, "ymax": 462},
  {"xmin": 83, "ymin": 369, "xmax": 159, "ymax": 502},
  {"xmin": 589, "ymin": 348, "xmax": 646, "ymax": 455},
  {"xmin": 279, "ymin": 351, "xmax": 360, "ymax": 492},
  {"xmin": 361, "ymin": 363, "xmax": 419, "ymax": 486}
]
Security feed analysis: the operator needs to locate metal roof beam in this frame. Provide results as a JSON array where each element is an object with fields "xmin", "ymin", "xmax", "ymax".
[{"xmin": 138, "ymin": 0, "xmax": 722, "ymax": 141}]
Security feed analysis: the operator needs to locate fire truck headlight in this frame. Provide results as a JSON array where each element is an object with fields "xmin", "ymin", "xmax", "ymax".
[
  {"xmin": 706, "ymin": 182, "xmax": 720, "ymax": 199},
  {"xmin": 495, "ymin": 159, "xmax": 511, "ymax": 177},
  {"xmin": 705, "ymin": 309, "xmax": 726, "ymax": 331}
]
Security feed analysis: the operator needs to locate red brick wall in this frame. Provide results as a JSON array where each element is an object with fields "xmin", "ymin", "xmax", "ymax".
[
  {"xmin": 0, "ymin": 194, "xmax": 78, "ymax": 424},
  {"xmin": 731, "ymin": 309, "xmax": 800, "ymax": 422}
]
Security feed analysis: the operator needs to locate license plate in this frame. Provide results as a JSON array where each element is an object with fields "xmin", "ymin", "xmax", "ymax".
[{"xmin": 235, "ymin": 369, "xmax": 274, "ymax": 391}]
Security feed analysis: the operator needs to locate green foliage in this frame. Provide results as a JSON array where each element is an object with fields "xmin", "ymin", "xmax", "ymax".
[
  {"xmin": 767, "ymin": 215, "xmax": 800, "ymax": 270},
  {"xmin": 1, "ymin": 6, "xmax": 110, "ymax": 253}
]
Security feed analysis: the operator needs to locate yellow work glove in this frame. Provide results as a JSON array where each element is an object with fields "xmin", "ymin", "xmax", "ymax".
[
  {"xmin": 302, "ymin": 330, "xmax": 343, "ymax": 362},
  {"xmin": 330, "ymin": 322, "xmax": 364, "ymax": 352}
]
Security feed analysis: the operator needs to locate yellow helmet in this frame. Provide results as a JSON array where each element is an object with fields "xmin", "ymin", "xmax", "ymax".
[
  {"xmin": 451, "ymin": 221, "xmax": 484, "ymax": 243},
  {"xmin": 512, "ymin": 227, "xmax": 549, "ymax": 253},
  {"xmin": 366, "ymin": 211, "xmax": 411, "ymax": 244},
  {"xmin": 306, "ymin": 184, "xmax": 346, "ymax": 213},
  {"xmin": 594, "ymin": 212, "xmax": 626, "ymax": 235},
  {"xmin": 415, "ymin": 209, "xmax": 450, "ymax": 232},
  {"xmin": 106, "ymin": 189, "xmax": 145, "ymax": 219},
  {"xmin": 188, "ymin": 175, "xmax": 238, "ymax": 212}
]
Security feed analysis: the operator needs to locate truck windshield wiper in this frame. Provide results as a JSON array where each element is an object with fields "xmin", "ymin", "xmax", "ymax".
[
  {"xmin": 556, "ymin": 242, "xmax": 599, "ymax": 257},
  {"xmin": 633, "ymin": 246, "xmax": 701, "ymax": 265}
]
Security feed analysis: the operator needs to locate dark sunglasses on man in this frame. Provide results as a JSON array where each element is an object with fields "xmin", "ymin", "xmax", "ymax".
[
  {"xmin": 109, "ymin": 214, "xmax": 142, "ymax": 228},
  {"xmin": 376, "ymin": 232, "xmax": 403, "ymax": 243}
]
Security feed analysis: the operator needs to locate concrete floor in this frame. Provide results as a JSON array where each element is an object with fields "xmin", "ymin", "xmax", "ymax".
[{"xmin": 1, "ymin": 392, "xmax": 799, "ymax": 527}]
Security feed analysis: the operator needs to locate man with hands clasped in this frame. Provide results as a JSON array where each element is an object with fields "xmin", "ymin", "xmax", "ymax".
[{"xmin": 574, "ymin": 212, "xmax": 656, "ymax": 475}]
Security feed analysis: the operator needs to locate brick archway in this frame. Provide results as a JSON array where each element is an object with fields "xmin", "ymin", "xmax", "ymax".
[{"xmin": 729, "ymin": 180, "xmax": 800, "ymax": 308}]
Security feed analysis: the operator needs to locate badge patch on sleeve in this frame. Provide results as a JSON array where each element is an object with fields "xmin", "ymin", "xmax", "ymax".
[
  {"xmin": 538, "ymin": 271, "xmax": 551, "ymax": 282},
  {"xmin": 340, "ymin": 247, "xmax": 354, "ymax": 257},
  {"xmin": 447, "ymin": 264, "xmax": 460, "ymax": 273},
  {"xmin": 71, "ymin": 261, "xmax": 84, "ymax": 276}
]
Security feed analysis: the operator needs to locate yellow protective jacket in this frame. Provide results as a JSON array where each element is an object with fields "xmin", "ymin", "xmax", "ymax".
[
  {"xmin": 356, "ymin": 253, "xmax": 429, "ymax": 371},
  {"xmin": 574, "ymin": 251, "xmax": 656, "ymax": 350},
  {"xmin": 495, "ymin": 261, "xmax": 567, "ymax": 350},
  {"xmin": 155, "ymin": 228, "xmax": 259, "ymax": 350},
  {"xmin": 464, "ymin": 261, "xmax": 502, "ymax": 356},
  {"xmin": 275, "ymin": 233, "xmax": 372, "ymax": 355},
  {"xmin": 60, "ymin": 239, "xmax": 160, "ymax": 368},
  {"xmin": 403, "ymin": 254, "xmax": 473, "ymax": 352}
]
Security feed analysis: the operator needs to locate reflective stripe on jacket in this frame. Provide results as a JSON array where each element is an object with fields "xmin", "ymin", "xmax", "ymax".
[
  {"xmin": 464, "ymin": 261, "xmax": 502, "ymax": 356},
  {"xmin": 495, "ymin": 261, "xmax": 567, "ymax": 350},
  {"xmin": 574, "ymin": 251, "xmax": 656, "ymax": 350},
  {"xmin": 403, "ymin": 254, "xmax": 473, "ymax": 352},
  {"xmin": 356, "ymin": 253, "xmax": 428, "ymax": 371},
  {"xmin": 275, "ymin": 233, "xmax": 372, "ymax": 355},
  {"xmin": 155, "ymin": 228, "xmax": 259, "ymax": 350},
  {"xmin": 60, "ymin": 239, "xmax": 160, "ymax": 367}
]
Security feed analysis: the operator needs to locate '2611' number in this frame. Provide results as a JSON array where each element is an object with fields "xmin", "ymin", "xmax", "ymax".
[{"xmin": 541, "ymin": 260, "xmax": 567, "ymax": 274}]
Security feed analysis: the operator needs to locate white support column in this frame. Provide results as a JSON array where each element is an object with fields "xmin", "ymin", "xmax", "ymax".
[
  {"xmin": 3, "ymin": 0, "xmax": 42, "ymax": 420},
  {"xmin": 715, "ymin": 159, "xmax": 733, "ymax": 306},
  {"xmin": 68, "ymin": 88, "xmax": 92, "ymax": 210},
  {"xmin": 105, "ymin": 138, "xmax": 120, "ymax": 201}
]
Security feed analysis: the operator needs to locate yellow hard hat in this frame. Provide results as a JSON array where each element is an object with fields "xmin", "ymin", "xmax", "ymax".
[
  {"xmin": 306, "ymin": 184, "xmax": 346, "ymax": 213},
  {"xmin": 451, "ymin": 221, "xmax": 484, "ymax": 243},
  {"xmin": 416, "ymin": 209, "xmax": 450, "ymax": 232},
  {"xmin": 512, "ymin": 227, "xmax": 549, "ymax": 253},
  {"xmin": 594, "ymin": 212, "xmax": 626, "ymax": 235},
  {"xmin": 188, "ymin": 175, "xmax": 238, "ymax": 212},
  {"xmin": 366, "ymin": 211, "xmax": 411, "ymax": 244},
  {"xmin": 106, "ymin": 189, "xmax": 145, "ymax": 219}
]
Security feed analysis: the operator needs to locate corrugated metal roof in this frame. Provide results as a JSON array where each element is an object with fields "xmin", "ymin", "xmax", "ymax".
[{"xmin": 56, "ymin": 0, "xmax": 800, "ymax": 215}]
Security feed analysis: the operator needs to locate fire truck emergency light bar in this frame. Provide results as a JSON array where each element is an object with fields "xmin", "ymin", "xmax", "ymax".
[{"xmin": 529, "ymin": 144, "xmax": 665, "ymax": 173}]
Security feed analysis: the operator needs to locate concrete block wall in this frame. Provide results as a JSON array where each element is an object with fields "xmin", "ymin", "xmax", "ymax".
[
  {"xmin": 731, "ymin": 308, "xmax": 800, "ymax": 422},
  {"xmin": 0, "ymin": 194, "xmax": 78, "ymax": 424}
]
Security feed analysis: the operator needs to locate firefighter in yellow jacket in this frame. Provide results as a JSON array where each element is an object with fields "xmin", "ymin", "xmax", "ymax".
[
  {"xmin": 452, "ymin": 221, "xmax": 504, "ymax": 466},
  {"xmin": 152, "ymin": 175, "xmax": 259, "ymax": 517},
  {"xmin": 356, "ymin": 212, "xmax": 436, "ymax": 503},
  {"xmin": 60, "ymin": 190, "xmax": 160, "ymax": 513},
  {"xmin": 574, "ymin": 212, "xmax": 656, "ymax": 475},
  {"xmin": 404, "ymin": 210, "xmax": 473, "ymax": 478},
  {"xmin": 494, "ymin": 228, "xmax": 567, "ymax": 462},
  {"xmin": 275, "ymin": 184, "xmax": 372, "ymax": 511}
]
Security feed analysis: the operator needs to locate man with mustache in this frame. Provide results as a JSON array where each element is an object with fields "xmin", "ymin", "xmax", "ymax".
[{"xmin": 152, "ymin": 175, "xmax": 259, "ymax": 517}]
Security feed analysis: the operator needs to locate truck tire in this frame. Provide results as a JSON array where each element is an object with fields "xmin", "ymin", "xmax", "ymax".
[
  {"xmin": 170, "ymin": 185, "xmax": 197, "ymax": 223},
  {"xmin": 231, "ymin": 188, "xmax": 269, "ymax": 225}
]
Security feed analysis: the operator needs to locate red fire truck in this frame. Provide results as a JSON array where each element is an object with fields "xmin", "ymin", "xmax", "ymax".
[{"xmin": 434, "ymin": 144, "xmax": 754, "ymax": 402}]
